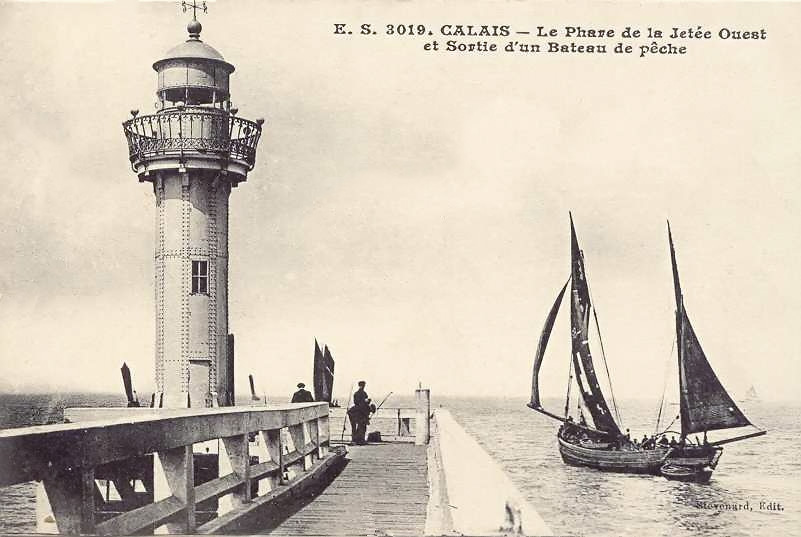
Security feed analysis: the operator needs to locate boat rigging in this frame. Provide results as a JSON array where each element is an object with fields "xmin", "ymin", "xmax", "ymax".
[{"xmin": 527, "ymin": 214, "xmax": 766, "ymax": 483}]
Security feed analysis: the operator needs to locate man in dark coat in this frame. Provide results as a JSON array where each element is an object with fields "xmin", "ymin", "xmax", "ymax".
[
  {"xmin": 348, "ymin": 381, "xmax": 371, "ymax": 445},
  {"xmin": 291, "ymin": 382, "xmax": 314, "ymax": 403}
]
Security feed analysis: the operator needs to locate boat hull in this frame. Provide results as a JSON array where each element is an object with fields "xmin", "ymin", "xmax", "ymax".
[
  {"xmin": 557, "ymin": 436, "xmax": 722, "ymax": 481},
  {"xmin": 558, "ymin": 436, "xmax": 668, "ymax": 474},
  {"xmin": 660, "ymin": 463, "xmax": 714, "ymax": 483}
]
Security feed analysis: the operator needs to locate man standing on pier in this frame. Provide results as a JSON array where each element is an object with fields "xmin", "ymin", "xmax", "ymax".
[
  {"xmin": 291, "ymin": 382, "xmax": 314, "ymax": 403},
  {"xmin": 348, "ymin": 381, "xmax": 371, "ymax": 445}
]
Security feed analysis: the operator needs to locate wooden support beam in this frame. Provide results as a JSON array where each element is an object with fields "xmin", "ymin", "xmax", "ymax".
[
  {"xmin": 95, "ymin": 496, "xmax": 184, "ymax": 536},
  {"xmin": 155, "ymin": 445, "xmax": 195, "ymax": 533},
  {"xmin": 42, "ymin": 467, "xmax": 95, "ymax": 535},
  {"xmin": 288, "ymin": 424, "xmax": 310, "ymax": 471},
  {"xmin": 221, "ymin": 434, "xmax": 251, "ymax": 508},
  {"xmin": 249, "ymin": 461, "xmax": 280, "ymax": 482},
  {"xmin": 110, "ymin": 478, "xmax": 144, "ymax": 511},
  {"xmin": 309, "ymin": 418, "xmax": 321, "ymax": 460},
  {"xmin": 261, "ymin": 429, "xmax": 284, "ymax": 488},
  {"xmin": 194, "ymin": 473, "xmax": 241, "ymax": 504}
]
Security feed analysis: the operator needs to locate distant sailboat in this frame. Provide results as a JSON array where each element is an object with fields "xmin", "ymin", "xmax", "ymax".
[
  {"xmin": 741, "ymin": 385, "xmax": 760, "ymax": 403},
  {"xmin": 528, "ymin": 215, "xmax": 766, "ymax": 483},
  {"xmin": 313, "ymin": 340, "xmax": 336, "ymax": 404}
]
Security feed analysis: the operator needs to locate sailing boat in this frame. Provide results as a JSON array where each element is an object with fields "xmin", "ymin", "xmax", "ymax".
[
  {"xmin": 313, "ymin": 339, "xmax": 336, "ymax": 405},
  {"xmin": 528, "ymin": 215, "xmax": 766, "ymax": 483},
  {"xmin": 741, "ymin": 385, "xmax": 760, "ymax": 403}
]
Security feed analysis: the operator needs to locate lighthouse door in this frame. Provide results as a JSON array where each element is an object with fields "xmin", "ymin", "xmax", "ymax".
[{"xmin": 189, "ymin": 360, "xmax": 211, "ymax": 408}]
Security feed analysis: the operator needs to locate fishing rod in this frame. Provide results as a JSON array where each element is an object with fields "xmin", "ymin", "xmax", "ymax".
[
  {"xmin": 375, "ymin": 391, "xmax": 393, "ymax": 412},
  {"xmin": 340, "ymin": 382, "xmax": 354, "ymax": 442}
]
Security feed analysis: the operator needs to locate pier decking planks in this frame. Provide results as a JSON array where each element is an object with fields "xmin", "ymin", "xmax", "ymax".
[{"xmin": 266, "ymin": 443, "xmax": 428, "ymax": 536}]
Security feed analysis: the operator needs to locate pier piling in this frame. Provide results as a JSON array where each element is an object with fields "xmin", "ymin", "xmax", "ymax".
[{"xmin": 415, "ymin": 388, "xmax": 431, "ymax": 445}]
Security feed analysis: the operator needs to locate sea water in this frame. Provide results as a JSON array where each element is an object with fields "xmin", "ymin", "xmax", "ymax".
[
  {"xmin": 0, "ymin": 393, "xmax": 797, "ymax": 536},
  {"xmin": 446, "ymin": 396, "xmax": 800, "ymax": 537},
  {"xmin": 0, "ymin": 393, "xmax": 125, "ymax": 533}
]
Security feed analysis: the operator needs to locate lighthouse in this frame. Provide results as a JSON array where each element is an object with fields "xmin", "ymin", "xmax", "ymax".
[{"xmin": 122, "ymin": 8, "xmax": 262, "ymax": 409}]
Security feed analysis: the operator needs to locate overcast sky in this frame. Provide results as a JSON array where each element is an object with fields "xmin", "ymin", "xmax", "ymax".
[{"xmin": 0, "ymin": 1, "xmax": 799, "ymax": 404}]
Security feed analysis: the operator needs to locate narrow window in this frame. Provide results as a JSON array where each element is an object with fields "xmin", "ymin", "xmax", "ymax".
[{"xmin": 192, "ymin": 260, "xmax": 208, "ymax": 294}]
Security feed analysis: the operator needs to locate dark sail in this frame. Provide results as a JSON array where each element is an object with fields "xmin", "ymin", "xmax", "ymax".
[
  {"xmin": 313, "ymin": 341, "xmax": 335, "ymax": 403},
  {"xmin": 570, "ymin": 216, "xmax": 621, "ymax": 435},
  {"xmin": 313, "ymin": 340, "xmax": 325, "ymax": 401},
  {"xmin": 529, "ymin": 280, "xmax": 569, "ymax": 409},
  {"xmin": 322, "ymin": 345, "xmax": 335, "ymax": 402},
  {"xmin": 668, "ymin": 224, "xmax": 751, "ymax": 435},
  {"xmin": 678, "ymin": 312, "xmax": 751, "ymax": 434}
]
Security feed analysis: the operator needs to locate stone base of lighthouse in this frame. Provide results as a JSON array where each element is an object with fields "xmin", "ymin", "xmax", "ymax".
[{"xmin": 152, "ymin": 169, "xmax": 233, "ymax": 409}]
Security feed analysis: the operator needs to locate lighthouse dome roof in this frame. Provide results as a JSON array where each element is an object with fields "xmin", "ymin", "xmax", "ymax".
[
  {"xmin": 163, "ymin": 39, "xmax": 226, "ymax": 62},
  {"xmin": 152, "ymin": 22, "xmax": 234, "ymax": 73}
]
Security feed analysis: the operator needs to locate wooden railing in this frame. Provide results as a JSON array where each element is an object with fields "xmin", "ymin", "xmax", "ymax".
[
  {"xmin": 0, "ymin": 403, "xmax": 333, "ymax": 535},
  {"xmin": 377, "ymin": 407, "xmax": 417, "ymax": 437},
  {"xmin": 328, "ymin": 406, "xmax": 417, "ymax": 442}
]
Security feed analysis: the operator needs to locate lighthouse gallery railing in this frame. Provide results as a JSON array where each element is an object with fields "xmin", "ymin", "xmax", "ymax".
[{"xmin": 122, "ymin": 109, "xmax": 262, "ymax": 169}]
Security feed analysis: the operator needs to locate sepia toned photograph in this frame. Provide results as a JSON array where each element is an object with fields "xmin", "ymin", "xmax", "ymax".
[{"xmin": 0, "ymin": 1, "xmax": 799, "ymax": 535}]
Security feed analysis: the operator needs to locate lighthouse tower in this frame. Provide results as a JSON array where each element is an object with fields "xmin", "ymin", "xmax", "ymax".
[{"xmin": 122, "ymin": 11, "xmax": 262, "ymax": 408}]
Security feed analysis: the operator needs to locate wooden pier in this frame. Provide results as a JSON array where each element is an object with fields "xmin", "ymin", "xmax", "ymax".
[
  {"xmin": 267, "ymin": 443, "xmax": 428, "ymax": 536},
  {"xmin": 0, "ymin": 392, "xmax": 552, "ymax": 536}
]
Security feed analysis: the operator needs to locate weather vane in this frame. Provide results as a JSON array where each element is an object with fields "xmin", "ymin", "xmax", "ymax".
[{"xmin": 181, "ymin": 0, "xmax": 207, "ymax": 21}]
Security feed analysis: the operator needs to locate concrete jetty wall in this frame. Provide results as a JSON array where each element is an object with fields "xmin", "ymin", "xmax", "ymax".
[{"xmin": 425, "ymin": 408, "xmax": 551, "ymax": 536}]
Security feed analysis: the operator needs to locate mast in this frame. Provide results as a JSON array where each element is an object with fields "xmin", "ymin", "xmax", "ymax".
[
  {"xmin": 568, "ymin": 214, "xmax": 621, "ymax": 436},
  {"xmin": 667, "ymin": 222, "xmax": 687, "ymax": 436}
]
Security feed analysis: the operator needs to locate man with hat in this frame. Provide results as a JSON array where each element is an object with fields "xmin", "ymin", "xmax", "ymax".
[
  {"xmin": 348, "ymin": 380, "xmax": 372, "ymax": 445},
  {"xmin": 291, "ymin": 382, "xmax": 314, "ymax": 403}
]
